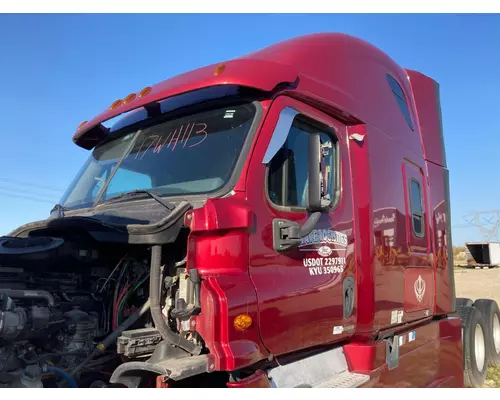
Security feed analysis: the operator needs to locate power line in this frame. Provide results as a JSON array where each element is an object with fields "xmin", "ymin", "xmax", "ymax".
[
  {"xmin": 0, "ymin": 186, "xmax": 58, "ymax": 200},
  {"xmin": 0, "ymin": 191, "xmax": 57, "ymax": 205},
  {"xmin": 460, "ymin": 210, "xmax": 500, "ymax": 242},
  {"xmin": 0, "ymin": 177, "xmax": 65, "ymax": 193}
]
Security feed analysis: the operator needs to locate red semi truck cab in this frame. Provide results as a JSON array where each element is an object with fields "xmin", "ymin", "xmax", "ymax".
[{"xmin": 5, "ymin": 33, "xmax": 497, "ymax": 389}]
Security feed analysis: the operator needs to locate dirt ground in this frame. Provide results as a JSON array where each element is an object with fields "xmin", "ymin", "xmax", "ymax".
[
  {"xmin": 455, "ymin": 267, "xmax": 500, "ymax": 306},
  {"xmin": 454, "ymin": 266, "xmax": 500, "ymax": 388}
]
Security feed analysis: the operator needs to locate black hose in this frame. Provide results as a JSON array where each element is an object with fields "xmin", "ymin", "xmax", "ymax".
[
  {"xmin": 0, "ymin": 289, "xmax": 54, "ymax": 306},
  {"xmin": 69, "ymin": 299, "xmax": 151, "ymax": 377},
  {"xmin": 101, "ymin": 300, "xmax": 150, "ymax": 349},
  {"xmin": 149, "ymin": 245, "xmax": 201, "ymax": 355},
  {"xmin": 25, "ymin": 351, "xmax": 86, "ymax": 365}
]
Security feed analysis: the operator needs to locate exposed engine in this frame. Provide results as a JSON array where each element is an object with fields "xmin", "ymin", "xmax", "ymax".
[{"xmin": 0, "ymin": 225, "xmax": 197, "ymax": 388}]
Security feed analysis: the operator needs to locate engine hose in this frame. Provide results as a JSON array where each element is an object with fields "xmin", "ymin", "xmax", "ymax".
[
  {"xmin": 0, "ymin": 289, "xmax": 54, "ymax": 306},
  {"xmin": 149, "ymin": 245, "xmax": 201, "ymax": 355},
  {"xmin": 69, "ymin": 299, "xmax": 151, "ymax": 377},
  {"xmin": 26, "ymin": 351, "xmax": 86, "ymax": 365},
  {"xmin": 42, "ymin": 366, "xmax": 78, "ymax": 388}
]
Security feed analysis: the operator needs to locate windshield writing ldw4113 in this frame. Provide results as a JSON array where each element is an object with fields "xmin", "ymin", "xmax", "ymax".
[{"xmin": 135, "ymin": 122, "xmax": 208, "ymax": 159}]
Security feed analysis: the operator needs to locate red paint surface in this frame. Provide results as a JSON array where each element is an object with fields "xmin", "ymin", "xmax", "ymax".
[
  {"xmin": 76, "ymin": 33, "xmax": 460, "ymax": 384},
  {"xmin": 245, "ymin": 96, "xmax": 356, "ymax": 356},
  {"xmin": 345, "ymin": 318, "xmax": 463, "ymax": 387}
]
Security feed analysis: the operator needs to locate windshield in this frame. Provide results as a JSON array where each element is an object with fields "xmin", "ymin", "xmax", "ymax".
[{"xmin": 58, "ymin": 102, "xmax": 258, "ymax": 210}]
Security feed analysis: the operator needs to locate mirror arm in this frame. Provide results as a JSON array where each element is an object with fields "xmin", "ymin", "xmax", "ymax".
[
  {"xmin": 273, "ymin": 212, "xmax": 322, "ymax": 252},
  {"xmin": 299, "ymin": 212, "xmax": 321, "ymax": 238}
]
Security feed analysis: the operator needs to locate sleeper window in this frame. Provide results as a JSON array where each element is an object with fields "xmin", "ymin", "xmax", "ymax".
[
  {"xmin": 267, "ymin": 117, "xmax": 336, "ymax": 209},
  {"xmin": 410, "ymin": 179, "xmax": 424, "ymax": 237},
  {"xmin": 387, "ymin": 74, "xmax": 414, "ymax": 131}
]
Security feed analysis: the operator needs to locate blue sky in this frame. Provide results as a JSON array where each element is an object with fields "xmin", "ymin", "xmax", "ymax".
[{"xmin": 0, "ymin": 13, "xmax": 499, "ymax": 245}]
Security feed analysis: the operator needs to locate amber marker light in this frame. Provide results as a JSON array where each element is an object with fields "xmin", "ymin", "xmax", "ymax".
[
  {"xmin": 138, "ymin": 86, "xmax": 152, "ymax": 98},
  {"xmin": 109, "ymin": 99, "xmax": 123, "ymax": 110},
  {"xmin": 233, "ymin": 314, "xmax": 252, "ymax": 331},
  {"xmin": 214, "ymin": 64, "xmax": 225, "ymax": 76},
  {"xmin": 123, "ymin": 93, "xmax": 137, "ymax": 104},
  {"xmin": 76, "ymin": 120, "xmax": 88, "ymax": 130}
]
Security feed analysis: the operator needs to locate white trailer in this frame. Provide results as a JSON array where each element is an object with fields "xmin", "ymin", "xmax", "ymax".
[{"xmin": 465, "ymin": 242, "xmax": 500, "ymax": 268}]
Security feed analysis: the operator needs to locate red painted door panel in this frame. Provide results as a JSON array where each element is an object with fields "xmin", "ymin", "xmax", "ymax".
[{"xmin": 245, "ymin": 96, "xmax": 356, "ymax": 356}]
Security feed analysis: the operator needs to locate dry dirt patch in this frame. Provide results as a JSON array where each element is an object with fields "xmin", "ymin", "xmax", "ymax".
[{"xmin": 454, "ymin": 267, "xmax": 500, "ymax": 305}]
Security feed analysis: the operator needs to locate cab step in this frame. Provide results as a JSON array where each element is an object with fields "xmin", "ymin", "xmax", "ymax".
[
  {"xmin": 314, "ymin": 371, "xmax": 370, "ymax": 388},
  {"xmin": 267, "ymin": 347, "xmax": 369, "ymax": 388}
]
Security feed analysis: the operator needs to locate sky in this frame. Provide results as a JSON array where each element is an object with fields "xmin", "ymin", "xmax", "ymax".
[{"xmin": 0, "ymin": 13, "xmax": 499, "ymax": 245}]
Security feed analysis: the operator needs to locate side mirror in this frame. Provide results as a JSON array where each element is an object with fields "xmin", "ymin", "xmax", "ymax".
[{"xmin": 272, "ymin": 134, "xmax": 327, "ymax": 252}]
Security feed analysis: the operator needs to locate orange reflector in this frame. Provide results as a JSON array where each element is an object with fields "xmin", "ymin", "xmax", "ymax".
[
  {"xmin": 109, "ymin": 99, "xmax": 123, "ymax": 110},
  {"xmin": 214, "ymin": 64, "xmax": 225, "ymax": 76},
  {"xmin": 233, "ymin": 314, "xmax": 252, "ymax": 331},
  {"xmin": 76, "ymin": 120, "xmax": 88, "ymax": 130},
  {"xmin": 138, "ymin": 86, "xmax": 152, "ymax": 98},
  {"xmin": 123, "ymin": 93, "xmax": 137, "ymax": 104}
]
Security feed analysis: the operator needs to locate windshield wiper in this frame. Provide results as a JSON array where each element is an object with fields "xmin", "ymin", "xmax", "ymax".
[
  {"xmin": 93, "ymin": 130, "xmax": 143, "ymax": 206},
  {"xmin": 98, "ymin": 190, "xmax": 176, "ymax": 211}
]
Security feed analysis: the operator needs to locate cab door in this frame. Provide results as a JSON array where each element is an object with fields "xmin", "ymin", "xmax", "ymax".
[
  {"xmin": 245, "ymin": 96, "xmax": 356, "ymax": 356},
  {"xmin": 402, "ymin": 159, "xmax": 434, "ymax": 319}
]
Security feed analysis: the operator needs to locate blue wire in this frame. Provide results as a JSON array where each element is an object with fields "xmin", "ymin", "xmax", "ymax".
[{"xmin": 43, "ymin": 366, "xmax": 78, "ymax": 388}]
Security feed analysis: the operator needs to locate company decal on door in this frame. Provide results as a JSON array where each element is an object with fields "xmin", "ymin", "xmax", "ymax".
[{"xmin": 299, "ymin": 229, "xmax": 348, "ymax": 276}]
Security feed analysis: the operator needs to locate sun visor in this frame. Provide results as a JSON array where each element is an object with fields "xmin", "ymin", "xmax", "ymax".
[{"xmin": 72, "ymin": 59, "xmax": 298, "ymax": 150}]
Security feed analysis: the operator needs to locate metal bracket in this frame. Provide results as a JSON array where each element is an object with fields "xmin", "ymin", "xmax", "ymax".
[
  {"xmin": 272, "ymin": 218, "xmax": 301, "ymax": 252},
  {"xmin": 385, "ymin": 335, "xmax": 400, "ymax": 370},
  {"xmin": 342, "ymin": 277, "xmax": 355, "ymax": 318}
]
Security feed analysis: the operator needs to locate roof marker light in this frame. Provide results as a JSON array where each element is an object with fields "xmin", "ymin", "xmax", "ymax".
[
  {"xmin": 138, "ymin": 86, "xmax": 152, "ymax": 98},
  {"xmin": 76, "ymin": 120, "xmax": 88, "ymax": 130},
  {"xmin": 123, "ymin": 93, "xmax": 137, "ymax": 104},
  {"xmin": 109, "ymin": 99, "xmax": 123, "ymax": 110},
  {"xmin": 214, "ymin": 64, "xmax": 225, "ymax": 76}
]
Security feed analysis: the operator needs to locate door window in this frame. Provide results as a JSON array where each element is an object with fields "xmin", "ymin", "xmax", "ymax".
[{"xmin": 267, "ymin": 116, "xmax": 337, "ymax": 209}]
